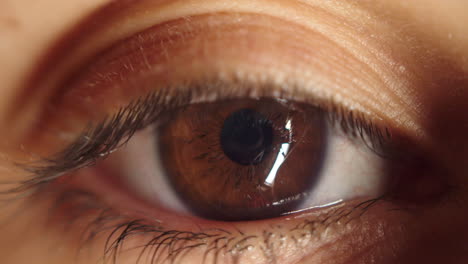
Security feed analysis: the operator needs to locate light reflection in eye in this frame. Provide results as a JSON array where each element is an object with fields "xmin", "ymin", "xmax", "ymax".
[
  {"xmin": 264, "ymin": 119, "xmax": 291, "ymax": 187},
  {"xmin": 279, "ymin": 199, "xmax": 344, "ymax": 216}
]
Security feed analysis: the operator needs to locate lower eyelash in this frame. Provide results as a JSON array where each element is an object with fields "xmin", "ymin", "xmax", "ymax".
[{"xmin": 39, "ymin": 181, "xmax": 387, "ymax": 264}]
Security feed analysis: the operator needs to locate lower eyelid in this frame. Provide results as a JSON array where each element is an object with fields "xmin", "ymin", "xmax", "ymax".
[{"xmin": 45, "ymin": 173, "xmax": 398, "ymax": 264}]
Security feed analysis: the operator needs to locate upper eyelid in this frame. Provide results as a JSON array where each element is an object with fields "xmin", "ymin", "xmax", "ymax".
[
  {"xmin": 9, "ymin": 11, "xmax": 426, "ymax": 180},
  {"xmin": 48, "ymin": 12, "xmax": 410, "ymax": 132},
  {"xmin": 9, "ymin": 2, "xmax": 416, "ymax": 135}
]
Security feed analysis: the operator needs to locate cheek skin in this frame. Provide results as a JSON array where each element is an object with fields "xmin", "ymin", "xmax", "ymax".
[{"xmin": 293, "ymin": 202, "xmax": 468, "ymax": 264}]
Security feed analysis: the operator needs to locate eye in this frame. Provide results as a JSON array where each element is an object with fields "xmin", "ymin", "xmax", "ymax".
[
  {"xmin": 111, "ymin": 98, "xmax": 385, "ymax": 222},
  {"xmin": 15, "ymin": 11, "xmax": 450, "ymax": 264}
]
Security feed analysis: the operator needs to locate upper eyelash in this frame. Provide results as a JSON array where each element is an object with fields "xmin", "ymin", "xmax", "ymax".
[
  {"xmin": 6, "ymin": 92, "xmax": 177, "ymax": 195},
  {"xmin": 5, "ymin": 77, "xmax": 393, "ymax": 196}
]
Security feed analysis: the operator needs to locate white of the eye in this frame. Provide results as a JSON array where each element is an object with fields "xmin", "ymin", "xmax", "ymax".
[
  {"xmin": 116, "ymin": 122, "xmax": 386, "ymax": 216},
  {"xmin": 116, "ymin": 126, "xmax": 190, "ymax": 214},
  {"xmin": 291, "ymin": 126, "xmax": 386, "ymax": 213}
]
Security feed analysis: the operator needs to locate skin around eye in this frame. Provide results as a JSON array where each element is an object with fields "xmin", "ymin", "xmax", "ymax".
[{"xmin": 1, "ymin": 1, "xmax": 468, "ymax": 264}]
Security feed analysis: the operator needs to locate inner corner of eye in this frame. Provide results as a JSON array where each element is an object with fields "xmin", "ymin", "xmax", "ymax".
[{"xmin": 111, "ymin": 97, "xmax": 387, "ymax": 222}]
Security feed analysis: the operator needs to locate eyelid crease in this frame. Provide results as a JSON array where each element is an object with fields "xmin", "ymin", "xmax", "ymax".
[{"xmin": 6, "ymin": 77, "xmax": 395, "ymax": 198}]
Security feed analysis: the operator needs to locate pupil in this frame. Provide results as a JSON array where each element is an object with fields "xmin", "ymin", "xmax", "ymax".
[{"xmin": 220, "ymin": 109, "xmax": 273, "ymax": 165}]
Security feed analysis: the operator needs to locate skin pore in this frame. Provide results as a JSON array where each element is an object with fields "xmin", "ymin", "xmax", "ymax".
[{"xmin": 0, "ymin": 0, "xmax": 467, "ymax": 263}]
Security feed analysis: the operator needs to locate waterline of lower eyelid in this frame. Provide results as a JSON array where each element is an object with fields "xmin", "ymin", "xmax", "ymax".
[{"xmin": 280, "ymin": 199, "xmax": 344, "ymax": 217}]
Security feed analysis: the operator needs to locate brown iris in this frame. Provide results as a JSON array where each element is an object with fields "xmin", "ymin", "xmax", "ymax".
[{"xmin": 159, "ymin": 99, "xmax": 326, "ymax": 221}]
